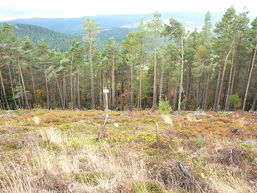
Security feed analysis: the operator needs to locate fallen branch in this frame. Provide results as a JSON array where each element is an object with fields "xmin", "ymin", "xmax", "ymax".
[{"xmin": 176, "ymin": 162, "xmax": 204, "ymax": 193}]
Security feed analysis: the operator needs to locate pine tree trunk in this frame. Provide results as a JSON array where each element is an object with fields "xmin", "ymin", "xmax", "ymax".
[
  {"xmin": 70, "ymin": 55, "xmax": 74, "ymax": 110},
  {"xmin": 152, "ymin": 32, "xmax": 157, "ymax": 110},
  {"xmin": 29, "ymin": 64, "xmax": 38, "ymax": 108},
  {"xmin": 18, "ymin": 74, "xmax": 22, "ymax": 108},
  {"xmin": 159, "ymin": 61, "xmax": 164, "ymax": 102},
  {"xmin": 203, "ymin": 72, "xmax": 210, "ymax": 110},
  {"xmin": 196, "ymin": 78, "xmax": 200, "ymax": 110},
  {"xmin": 129, "ymin": 60, "xmax": 134, "ymax": 111},
  {"xmin": 0, "ymin": 69, "xmax": 9, "ymax": 109},
  {"xmin": 17, "ymin": 57, "xmax": 29, "ymax": 109},
  {"xmin": 215, "ymin": 48, "xmax": 232, "ymax": 111},
  {"xmin": 54, "ymin": 71, "xmax": 64, "ymax": 109},
  {"xmin": 242, "ymin": 43, "xmax": 257, "ymax": 111},
  {"xmin": 121, "ymin": 78, "xmax": 124, "ymax": 111},
  {"xmin": 178, "ymin": 36, "xmax": 184, "ymax": 112},
  {"xmin": 63, "ymin": 76, "xmax": 67, "ymax": 108},
  {"xmin": 73, "ymin": 74, "xmax": 76, "ymax": 109},
  {"xmin": 168, "ymin": 69, "xmax": 172, "ymax": 105},
  {"xmin": 44, "ymin": 64, "xmax": 50, "ymax": 110},
  {"xmin": 186, "ymin": 62, "xmax": 192, "ymax": 100},
  {"xmin": 213, "ymin": 66, "xmax": 222, "ymax": 111},
  {"xmin": 89, "ymin": 43, "xmax": 95, "ymax": 109},
  {"xmin": 250, "ymin": 88, "xmax": 257, "ymax": 111},
  {"xmin": 225, "ymin": 39, "xmax": 236, "ymax": 110},
  {"xmin": 99, "ymin": 72, "xmax": 103, "ymax": 110},
  {"xmin": 77, "ymin": 71, "xmax": 81, "ymax": 109},
  {"xmin": 111, "ymin": 51, "xmax": 116, "ymax": 109},
  {"xmin": 230, "ymin": 51, "xmax": 237, "ymax": 94},
  {"xmin": 7, "ymin": 64, "xmax": 18, "ymax": 109},
  {"xmin": 0, "ymin": 88, "xmax": 5, "ymax": 109},
  {"xmin": 173, "ymin": 86, "xmax": 177, "ymax": 110},
  {"xmin": 138, "ymin": 65, "xmax": 143, "ymax": 109}
]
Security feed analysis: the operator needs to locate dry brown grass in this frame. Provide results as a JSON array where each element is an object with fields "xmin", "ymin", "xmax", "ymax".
[{"xmin": 0, "ymin": 110, "xmax": 256, "ymax": 193}]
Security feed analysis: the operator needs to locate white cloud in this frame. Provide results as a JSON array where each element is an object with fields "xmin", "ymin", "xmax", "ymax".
[{"xmin": 0, "ymin": 0, "xmax": 256, "ymax": 21}]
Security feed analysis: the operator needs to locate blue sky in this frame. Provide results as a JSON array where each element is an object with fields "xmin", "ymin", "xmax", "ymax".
[{"xmin": 0, "ymin": 0, "xmax": 256, "ymax": 21}]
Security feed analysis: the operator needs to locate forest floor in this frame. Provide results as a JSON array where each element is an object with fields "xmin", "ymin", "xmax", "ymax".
[{"xmin": 0, "ymin": 109, "xmax": 256, "ymax": 193}]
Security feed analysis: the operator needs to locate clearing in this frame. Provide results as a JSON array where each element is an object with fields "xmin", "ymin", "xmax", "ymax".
[{"xmin": 0, "ymin": 109, "xmax": 256, "ymax": 193}]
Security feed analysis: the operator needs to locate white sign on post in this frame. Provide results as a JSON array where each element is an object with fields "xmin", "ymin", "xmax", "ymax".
[
  {"xmin": 103, "ymin": 88, "xmax": 109, "ymax": 94},
  {"xmin": 103, "ymin": 88, "xmax": 109, "ymax": 113}
]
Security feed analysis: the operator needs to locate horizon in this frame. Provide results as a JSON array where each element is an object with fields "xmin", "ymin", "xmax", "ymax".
[
  {"xmin": 1, "ymin": 0, "xmax": 256, "ymax": 21},
  {"xmin": 0, "ymin": 11, "xmax": 224, "ymax": 22}
]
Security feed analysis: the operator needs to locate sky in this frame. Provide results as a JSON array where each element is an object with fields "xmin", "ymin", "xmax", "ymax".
[{"xmin": 0, "ymin": 0, "xmax": 256, "ymax": 21}]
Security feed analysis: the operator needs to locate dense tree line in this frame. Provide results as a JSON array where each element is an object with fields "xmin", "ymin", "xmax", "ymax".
[{"xmin": 0, "ymin": 7, "xmax": 256, "ymax": 111}]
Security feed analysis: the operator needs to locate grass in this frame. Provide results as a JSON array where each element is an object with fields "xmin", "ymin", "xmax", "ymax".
[{"xmin": 0, "ymin": 109, "xmax": 256, "ymax": 193}]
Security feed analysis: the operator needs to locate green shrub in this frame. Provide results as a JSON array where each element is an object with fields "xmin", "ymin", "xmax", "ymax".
[
  {"xmin": 195, "ymin": 138, "xmax": 204, "ymax": 148},
  {"xmin": 158, "ymin": 100, "xmax": 172, "ymax": 114},
  {"xmin": 229, "ymin": 94, "xmax": 241, "ymax": 109}
]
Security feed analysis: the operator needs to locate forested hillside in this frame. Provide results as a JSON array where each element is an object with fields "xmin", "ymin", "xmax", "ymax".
[
  {"xmin": 12, "ymin": 24, "xmax": 134, "ymax": 51},
  {"xmin": 0, "ymin": 9, "xmax": 256, "ymax": 111},
  {"xmin": 13, "ymin": 24, "xmax": 82, "ymax": 51}
]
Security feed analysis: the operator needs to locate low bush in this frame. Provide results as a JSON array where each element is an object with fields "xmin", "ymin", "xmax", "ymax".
[{"xmin": 158, "ymin": 101, "xmax": 172, "ymax": 114}]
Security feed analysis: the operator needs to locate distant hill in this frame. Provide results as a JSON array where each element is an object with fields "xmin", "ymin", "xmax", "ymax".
[
  {"xmin": 13, "ymin": 24, "xmax": 82, "ymax": 51},
  {"xmin": 12, "ymin": 24, "xmax": 134, "ymax": 51},
  {"xmin": 2, "ymin": 12, "xmax": 226, "ymax": 34}
]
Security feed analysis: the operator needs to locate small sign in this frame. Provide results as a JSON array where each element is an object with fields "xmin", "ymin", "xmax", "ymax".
[{"xmin": 103, "ymin": 88, "xmax": 109, "ymax": 94}]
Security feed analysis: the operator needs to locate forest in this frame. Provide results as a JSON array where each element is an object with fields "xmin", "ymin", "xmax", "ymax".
[
  {"xmin": 0, "ymin": 7, "xmax": 256, "ymax": 111},
  {"xmin": 1, "ymin": 6, "xmax": 257, "ymax": 193}
]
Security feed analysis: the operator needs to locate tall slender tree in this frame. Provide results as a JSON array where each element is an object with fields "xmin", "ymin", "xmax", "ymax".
[
  {"xmin": 147, "ymin": 12, "xmax": 163, "ymax": 110},
  {"xmin": 163, "ymin": 18, "xmax": 185, "ymax": 112},
  {"xmin": 84, "ymin": 18, "xmax": 100, "ymax": 109}
]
